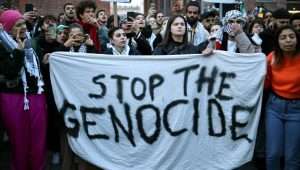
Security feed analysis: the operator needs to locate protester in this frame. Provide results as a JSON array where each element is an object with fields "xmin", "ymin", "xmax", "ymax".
[
  {"xmin": 62, "ymin": 2, "xmax": 77, "ymax": 26},
  {"xmin": 146, "ymin": 3, "xmax": 157, "ymax": 23},
  {"xmin": 147, "ymin": 15, "xmax": 163, "ymax": 48},
  {"xmin": 59, "ymin": 23, "xmax": 95, "ymax": 53},
  {"xmin": 76, "ymin": 0, "xmax": 100, "ymax": 52},
  {"xmin": 265, "ymin": 25, "xmax": 300, "ymax": 170},
  {"xmin": 263, "ymin": 11, "xmax": 273, "ymax": 29},
  {"xmin": 56, "ymin": 24, "xmax": 69, "ymax": 44},
  {"xmin": 123, "ymin": 12, "xmax": 152, "ymax": 55},
  {"xmin": 153, "ymin": 15, "xmax": 212, "ymax": 55},
  {"xmin": 248, "ymin": 18, "xmax": 264, "ymax": 52},
  {"xmin": 185, "ymin": 1, "xmax": 209, "ymax": 46},
  {"xmin": 33, "ymin": 15, "xmax": 57, "ymax": 38},
  {"xmin": 23, "ymin": 4, "xmax": 40, "ymax": 36},
  {"xmin": 31, "ymin": 19, "xmax": 65, "ymax": 166},
  {"xmin": 155, "ymin": 11, "xmax": 164, "ymax": 28},
  {"xmin": 210, "ymin": 24, "xmax": 221, "ymax": 35},
  {"xmin": 0, "ymin": 10, "xmax": 47, "ymax": 170},
  {"xmin": 291, "ymin": 13, "xmax": 300, "ymax": 33},
  {"xmin": 216, "ymin": 10, "xmax": 255, "ymax": 53},
  {"xmin": 201, "ymin": 11, "xmax": 217, "ymax": 32},
  {"xmin": 58, "ymin": 13, "xmax": 65, "ymax": 24},
  {"xmin": 96, "ymin": 9, "xmax": 109, "ymax": 51},
  {"xmin": 104, "ymin": 27, "xmax": 139, "ymax": 55},
  {"xmin": 131, "ymin": 12, "xmax": 156, "ymax": 52},
  {"xmin": 260, "ymin": 8, "xmax": 290, "ymax": 55}
]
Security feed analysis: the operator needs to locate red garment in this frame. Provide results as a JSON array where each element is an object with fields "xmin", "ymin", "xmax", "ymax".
[
  {"xmin": 266, "ymin": 52, "xmax": 300, "ymax": 99},
  {"xmin": 78, "ymin": 21, "xmax": 101, "ymax": 52}
]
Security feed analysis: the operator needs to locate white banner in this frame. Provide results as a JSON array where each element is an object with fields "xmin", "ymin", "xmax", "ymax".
[{"xmin": 49, "ymin": 51, "xmax": 266, "ymax": 170}]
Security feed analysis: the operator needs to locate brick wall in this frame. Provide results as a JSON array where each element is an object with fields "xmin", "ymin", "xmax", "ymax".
[{"xmin": 17, "ymin": 0, "xmax": 110, "ymax": 16}]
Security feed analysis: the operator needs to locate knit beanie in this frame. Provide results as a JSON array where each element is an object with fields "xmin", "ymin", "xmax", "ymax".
[{"xmin": 0, "ymin": 10, "xmax": 23, "ymax": 32}]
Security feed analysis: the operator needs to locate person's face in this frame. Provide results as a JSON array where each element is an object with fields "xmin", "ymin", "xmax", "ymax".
[
  {"xmin": 69, "ymin": 27, "xmax": 85, "ymax": 46},
  {"xmin": 292, "ymin": 19, "xmax": 300, "ymax": 33},
  {"xmin": 278, "ymin": 29, "xmax": 297, "ymax": 53},
  {"xmin": 64, "ymin": 5, "xmax": 75, "ymax": 18},
  {"xmin": 134, "ymin": 15, "xmax": 145, "ymax": 28},
  {"xmin": 156, "ymin": 12, "xmax": 164, "ymax": 25},
  {"xmin": 56, "ymin": 29, "xmax": 69, "ymax": 44},
  {"xmin": 275, "ymin": 18, "xmax": 290, "ymax": 28},
  {"xmin": 186, "ymin": 6, "xmax": 199, "ymax": 21},
  {"xmin": 41, "ymin": 19, "xmax": 57, "ymax": 31},
  {"xmin": 210, "ymin": 24, "xmax": 221, "ymax": 35},
  {"xmin": 80, "ymin": 8, "xmax": 95, "ymax": 23},
  {"xmin": 148, "ymin": 17, "xmax": 158, "ymax": 30},
  {"xmin": 252, "ymin": 23, "xmax": 263, "ymax": 34},
  {"xmin": 202, "ymin": 16, "xmax": 215, "ymax": 31},
  {"xmin": 111, "ymin": 29, "xmax": 127, "ymax": 49},
  {"xmin": 121, "ymin": 21, "xmax": 131, "ymax": 33},
  {"xmin": 97, "ymin": 11, "xmax": 107, "ymax": 23},
  {"xmin": 264, "ymin": 12, "xmax": 272, "ymax": 21},
  {"xmin": 11, "ymin": 19, "xmax": 27, "ymax": 39},
  {"xmin": 148, "ymin": 7, "xmax": 157, "ymax": 16},
  {"xmin": 171, "ymin": 17, "xmax": 186, "ymax": 36}
]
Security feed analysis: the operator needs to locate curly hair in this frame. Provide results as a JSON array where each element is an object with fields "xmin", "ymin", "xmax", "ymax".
[{"xmin": 76, "ymin": 0, "xmax": 96, "ymax": 21}]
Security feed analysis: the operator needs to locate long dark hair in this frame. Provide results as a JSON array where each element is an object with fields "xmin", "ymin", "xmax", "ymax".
[
  {"xmin": 158, "ymin": 15, "xmax": 188, "ymax": 47},
  {"xmin": 273, "ymin": 25, "xmax": 300, "ymax": 65}
]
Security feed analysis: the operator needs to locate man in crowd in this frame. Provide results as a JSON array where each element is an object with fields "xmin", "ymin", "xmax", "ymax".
[
  {"xmin": 260, "ymin": 8, "xmax": 290, "ymax": 55},
  {"xmin": 62, "ymin": 2, "xmax": 77, "ymax": 26},
  {"xmin": 185, "ymin": 1, "xmax": 209, "ymax": 46},
  {"xmin": 155, "ymin": 11, "xmax": 164, "ymax": 27},
  {"xmin": 76, "ymin": 0, "xmax": 101, "ymax": 52},
  {"xmin": 291, "ymin": 13, "xmax": 300, "ymax": 33},
  {"xmin": 201, "ymin": 11, "xmax": 217, "ymax": 32},
  {"xmin": 96, "ymin": 9, "xmax": 109, "ymax": 51}
]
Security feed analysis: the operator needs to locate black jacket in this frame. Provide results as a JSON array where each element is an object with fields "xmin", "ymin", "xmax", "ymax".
[
  {"xmin": 260, "ymin": 28, "xmax": 275, "ymax": 56},
  {"xmin": 0, "ymin": 43, "xmax": 39, "ymax": 93},
  {"xmin": 153, "ymin": 40, "xmax": 208, "ymax": 55},
  {"xmin": 127, "ymin": 32, "xmax": 152, "ymax": 55}
]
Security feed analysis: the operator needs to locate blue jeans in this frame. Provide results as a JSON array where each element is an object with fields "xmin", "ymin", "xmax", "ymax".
[{"xmin": 266, "ymin": 93, "xmax": 300, "ymax": 170}]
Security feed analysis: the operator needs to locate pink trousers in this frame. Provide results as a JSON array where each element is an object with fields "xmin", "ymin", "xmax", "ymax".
[{"xmin": 0, "ymin": 93, "xmax": 47, "ymax": 170}]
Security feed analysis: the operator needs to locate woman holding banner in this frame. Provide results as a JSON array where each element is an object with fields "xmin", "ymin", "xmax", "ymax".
[
  {"xmin": 153, "ymin": 15, "xmax": 213, "ymax": 55},
  {"xmin": 104, "ymin": 27, "xmax": 140, "ymax": 55},
  {"xmin": 0, "ymin": 10, "xmax": 47, "ymax": 170},
  {"xmin": 265, "ymin": 25, "xmax": 300, "ymax": 170}
]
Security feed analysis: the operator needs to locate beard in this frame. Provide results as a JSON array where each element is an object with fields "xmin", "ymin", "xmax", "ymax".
[{"xmin": 187, "ymin": 17, "xmax": 198, "ymax": 27}]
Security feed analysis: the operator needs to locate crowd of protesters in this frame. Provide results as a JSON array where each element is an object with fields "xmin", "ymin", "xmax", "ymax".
[{"xmin": 0, "ymin": 0, "xmax": 299, "ymax": 170}]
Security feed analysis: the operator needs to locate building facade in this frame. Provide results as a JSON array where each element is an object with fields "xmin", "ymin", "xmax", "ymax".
[
  {"xmin": 144, "ymin": 0, "xmax": 300, "ymax": 16},
  {"xmin": 6, "ymin": 0, "xmax": 300, "ymax": 18}
]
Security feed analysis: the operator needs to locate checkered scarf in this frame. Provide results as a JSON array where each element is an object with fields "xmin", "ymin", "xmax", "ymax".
[{"xmin": 0, "ymin": 29, "xmax": 44, "ymax": 110}]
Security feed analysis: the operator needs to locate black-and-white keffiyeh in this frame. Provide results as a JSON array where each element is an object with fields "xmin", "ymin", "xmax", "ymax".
[
  {"xmin": 111, "ymin": 45, "xmax": 130, "ymax": 55},
  {"xmin": 0, "ymin": 29, "xmax": 44, "ymax": 110},
  {"xmin": 214, "ymin": 10, "xmax": 247, "ymax": 45},
  {"xmin": 223, "ymin": 10, "xmax": 246, "ymax": 26},
  {"xmin": 70, "ymin": 44, "xmax": 87, "ymax": 53}
]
